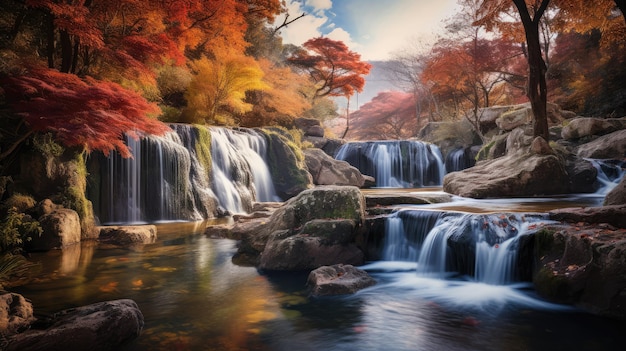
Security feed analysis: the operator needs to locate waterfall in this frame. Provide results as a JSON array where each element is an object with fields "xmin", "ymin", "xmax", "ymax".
[
  {"xmin": 384, "ymin": 210, "xmax": 550, "ymax": 285},
  {"xmin": 586, "ymin": 159, "xmax": 626, "ymax": 195},
  {"xmin": 444, "ymin": 147, "xmax": 475, "ymax": 173},
  {"xmin": 334, "ymin": 140, "xmax": 445, "ymax": 188},
  {"xmin": 88, "ymin": 125, "xmax": 280, "ymax": 224}
]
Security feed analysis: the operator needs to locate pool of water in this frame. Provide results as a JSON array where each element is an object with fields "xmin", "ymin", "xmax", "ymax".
[{"xmin": 13, "ymin": 216, "xmax": 626, "ymax": 351}]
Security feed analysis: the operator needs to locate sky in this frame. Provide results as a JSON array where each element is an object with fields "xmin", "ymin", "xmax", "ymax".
[{"xmin": 276, "ymin": 0, "xmax": 461, "ymax": 61}]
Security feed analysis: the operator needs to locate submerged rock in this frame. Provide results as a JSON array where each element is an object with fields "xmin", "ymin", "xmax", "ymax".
[
  {"xmin": 98, "ymin": 225, "xmax": 157, "ymax": 247},
  {"xmin": 307, "ymin": 264, "xmax": 376, "ymax": 296},
  {"xmin": 7, "ymin": 299, "xmax": 144, "ymax": 351}
]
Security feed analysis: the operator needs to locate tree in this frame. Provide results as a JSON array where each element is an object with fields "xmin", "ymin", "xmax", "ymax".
[
  {"xmin": 477, "ymin": 0, "xmax": 551, "ymax": 140},
  {"xmin": 348, "ymin": 91, "xmax": 417, "ymax": 140},
  {"xmin": 183, "ymin": 53, "xmax": 268, "ymax": 125},
  {"xmin": 1, "ymin": 67, "xmax": 169, "ymax": 159},
  {"xmin": 288, "ymin": 37, "xmax": 371, "ymax": 138}
]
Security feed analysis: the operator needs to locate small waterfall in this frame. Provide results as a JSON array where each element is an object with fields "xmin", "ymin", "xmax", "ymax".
[
  {"xmin": 586, "ymin": 159, "xmax": 626, "ymax": 194},
  {"xmin": 444, "ymin": 147, "xmax": 475, "ymax": 173},
  {"xmin": 384, "ymin": 210, "xmax": 550, "ymax": 285},
  {"xmin": 88, "ymin": 125, "xmax": 280, "ymax": 224},
  {"xmin": 334, "ymin": 140, "xmax": 445, "ymax": 188}
]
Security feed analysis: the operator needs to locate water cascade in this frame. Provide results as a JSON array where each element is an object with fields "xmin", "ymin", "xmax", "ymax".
[
  {"xmin": 444, "ymin": 147, "xmax": 475, "ymax": 173},
  {"xmin": 383, "ymin": 209, "xmax": 550, "ymax": 284},
  {"xmin": 334, "ymin": 141, "xmax": 445, "ymax": 187},
  {"xmin": 88, "ymin": 125, "xmax": 279, "ymax": 224},
  {"xmin": 587, "ymin": 158, "xmax": 626, "ymax": 194}
]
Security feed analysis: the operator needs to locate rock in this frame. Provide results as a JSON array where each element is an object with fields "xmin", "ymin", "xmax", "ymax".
[
  {"xmin": 530, "ymin": 136, "xmax": 554, "ymax": 155},
  {"xmin": 261, "ymin": 129, "xmax": 313, "ymax": 199},
  {"xmin": 34, "ymin": 199, "xmax": 60, "ymax": 217},
  {"xmin": 294, "ymin": 118, "xmax": 324, "ymax": 137},
  {"xmin": 566, "ymin": 158, "xmax": 598, "ymax": 194},
  {"xmin": 533, "ymin": 224, "xmax": 626, "ymax": 319},
  {"xmin": 443, "ymin": 151, "xmax": 570, "ymax": 198},
  {"xmin": 237, "ymin": 186, "xmax": 366, "ymax": 270},
  {"xmin": 7, "ymin": 299, "xmax": 144, "ymax": 351},
  {"xmin": 496, "ymin": 106, "xmax": 532, "ymax": 131},
  {"xmin": 28, "ymin": 209, "xmax": 82, "ymax": 251},
  {"xmin": 98, "ymin": 225, "xmax": 157, "ymax": 247},
  {"xmin": 604, "ymin": 177, "xmax": 626, "ymax": 206},
  {"xmin": 549, "ymin": 205, "xmax": 626, "ymax": 229},
  {"xmin": 304, "ymin": 148, "xmax": 365, "ymax": 187},
  {"xmin": 307, "ymin": 264, "xmax": 377, "ymax": 296},
  {"xmin": 577, "ymin": 129, "xmax": 626, "ymax": 159},
  {"xmin": 0, "ymin": 293, "xmax": 35, "ymax": 337},
  {"xmin": 561, "ymin": 117, "xmax": 626, "ymax": 140},
  {"xmin": 365, "ymin": 193, "xmax": 452, "ymax": 207},
  {"xmin": 505, "ymin": 127, "xmax": 533, "ymax": 155}
]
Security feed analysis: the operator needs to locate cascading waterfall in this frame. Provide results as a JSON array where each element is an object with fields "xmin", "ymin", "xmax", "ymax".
[
  {"xmin": 444, "ymin": 147, "xmax": 475, "ymax": 173},
  {"xmin": 383, "ymin": 209, "xmax": 550, "ymax": 285},
  {"xmin": 88, "ymin": 125, "xmax": 280, "ymax": 224},
  {"xmin": 586, "ymin": 158, "xmax": 626, "ymax": 194},
  {"xmin": 334, "ymin": 140, "xmax": 445, "ymax": 188}
]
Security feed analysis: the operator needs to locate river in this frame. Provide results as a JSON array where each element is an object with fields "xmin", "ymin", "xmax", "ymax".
[{"xmin": 13, "ymin": 190, "xmax": 626, "ymax": 351}]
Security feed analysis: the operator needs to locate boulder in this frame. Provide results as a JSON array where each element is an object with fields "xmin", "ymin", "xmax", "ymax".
[
  {"xmin": 443, "ymin": 151, "xmax": 570, "ymax": 198},
  {"xmin": 236, "ymin": 186, "xmax": 366, "ymax": 270},
  {"xmin": 566, "ymin": 158, "xmax": 598, "ymax": 194},
  {"xmin": 294, "ymin": 117, "xmax": 324, "ymax": 137},
  {"xmin": 549, "ymin": 205, "xmax": 626, "ymax": 229},
  {"xmin": 365, "ymin": 193, "xmax": 452, "ymax": 207},
  {"xmin": 496, "ymin": 106, "xmax": 532, "ymax": 131},
  {"xmin": 34, "ymin": 199, "xmax": 60, "ymax": 217},
  {"xmin": 28, "ymin": 209, "xmax": 81, "ymax": 251},
  {"xmin": 533, "ymin": 223, "xmax": 626, "ymax": 319},
  {"xmin": 577, "ymin": 129, "xmax": 626, "ymax": 159},
  {"xmin": 604, "ymin": 177, "xmax": 626, "ymax": 206},
  {"xmin": 307, "ymin": 264, "xmax": 377, "ymax": 296},
  {"xmin": 260, "ymin": 129, "xmax": 313, "ymax": 199},
  {"xmin": 561, "ymin": 117, "xmax": 626, "ymax": 140},
  {"xmin": 98, "ymin": 225, "xmax": 157, "ymax": 247},
  {"xmin": 304, "ymin": 148, "xmax": 365, "ymax": 187},
  {"xmin": 0, "ymin": 293, "xmax": 35, "ymax": 337},
  {"xmin": 7, "ymin": 299, "xmax": 144, "ymax": 351}
]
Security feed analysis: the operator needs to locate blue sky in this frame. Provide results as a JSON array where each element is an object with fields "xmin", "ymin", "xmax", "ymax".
[{"xmin": 276, "ymin": 0, "xmax": 460, "ymax": 61}]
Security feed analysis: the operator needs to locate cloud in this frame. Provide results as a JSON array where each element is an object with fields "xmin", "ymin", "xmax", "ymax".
[
  {"xmin": 306, "ymin": 0, "xmax": 332, "ymax": 12},
  {"xmin": 277, "ymin": 1, "xmax": 327, "ymax": 46},
  {"xmin": 326, "ymin": 28, "xmax": 361, "ymax": 54}
]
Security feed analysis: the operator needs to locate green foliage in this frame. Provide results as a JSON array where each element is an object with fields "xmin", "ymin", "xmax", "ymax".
[
  {"xmin": 286, "ymin": 128, "xmax": 313, "ymax": 150},
  {"xmin": 159, "ymin": 106, "xmax": 184, "ymax": 123},
  {"xmin": 2, "ymin": 193, "xmax": 36, "ymax": 214},
  {"xmin": 194, "ymin": 125, "xmax": 213, "ymax": 179},
  {"xmin": 0, "ymin": 253, "xmax": 38, "ymax": 289},
  {"xmin": 302, "ymin": 97, "xmax": 338, "ymax": 122},
  {"xmin": 476, "ymin": 140, "xmax": 496, "ymax": 161},
  {"xmin": 0, "ymin": 207, "xmax": 41, "ymax": 253}
]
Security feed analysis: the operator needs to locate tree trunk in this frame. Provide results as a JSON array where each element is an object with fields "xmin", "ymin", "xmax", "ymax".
[
  {"xmin": 341, "ymin": 97, "xmax": 350, "ymax": 139},
  {"xmin": 60, "ymin": 30, "xmax": 73, "ymax": 73},
  {"xmin": 513, "ymin": 0, "xmax": 550, "ymax": 140},
  {"xmin": 46, "ymin": 12, "xmax": 55, "ymax": 69}
]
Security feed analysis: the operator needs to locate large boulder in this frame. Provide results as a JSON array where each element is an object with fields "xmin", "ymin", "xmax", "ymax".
[
  {"xmin": 28, "ymin": 209, "xmax": 82, "ymax": 251},
  {"xmin": 304, "ymin": 148, "xmax": 365, "ymax": 187},
  {"xmin": 260, "ymin": 129, "xmax": 313, "ymax": 199},
  {"xmin": 307, "ymin": 264, "xmax": 376, "ymax": 296},
  {"xmin": 0, "ymin": 293, "xmax": 35, "ymax": 337},
  {"xmin": 577, "ymin": 129, "xmax": 626, "ymax": 159},
  {"xmin": 604, "ymin": 177, "xmax": 626, "ymax": 206},
  {"xmin": 562, "ymin": 117, "xmax": 626, "ymax": 140},
  {"xmin": 533, "ymin": 219, "xmax": 626, "ymax": 319},
  {"xmin": 7, "ymin": 299, "xmax": 144, "ymax": 351},
  {"xmin": 443, "ymin": 149, "xmax": 570, "ymax": 198},
  {"xmin": 294, "ymin": 117, "xmax": 325, "ymax": 138},
  {"xmin": 236, "ymin": 186, "xmax": 366, "ymax": 270}
]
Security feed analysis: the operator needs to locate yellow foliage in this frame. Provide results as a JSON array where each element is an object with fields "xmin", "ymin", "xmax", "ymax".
[{"xmin": 184, "ymin": 53, "xmax": 268, "ymax": 125}]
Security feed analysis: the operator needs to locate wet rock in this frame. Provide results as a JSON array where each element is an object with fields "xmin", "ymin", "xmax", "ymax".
[
  {"xmin": 549, "ymin": 205, "xmax": 626, "ymax": 229},
  {"xmin": 576, "ymin": 129, "xmax": 626, "ymax": 159},
  {"xmin": 28, "ymin": 209, "xmax": 81, "ymax": 251},
  {"xmin": 98, "ymin": 225, "xmax": 157, "ymax": 247},
  {"xmin": 364, "ymin": 193, "xmax": 452, "ymax": 207},
  {"xmin": 307, "ymin": 264, "xmax": 376, "ymax": 296},
  {"xmin": 443, "ymin": 151, "xmax": 570, "ymax": 198},
  {"xmin": 533, "ymin": 223, "xmax": 626, "ymax": 320},
  {"xmin": 566, "ymin": 158, "xmax": 598, "ymax": 194},
  {"xmin": 304, "ymin": 148, "xmax": 365, "ymax": 187},
  {"xmin": 604, "ymin": 177, "xmax": 626, "ymax": 206},
  {"xmin": 7, "ymin": 299, "xmax": 144, "ymax": 351},
  {"xmin": 0, "ymin": 293, "xmax": 35, "ymax": 337}
]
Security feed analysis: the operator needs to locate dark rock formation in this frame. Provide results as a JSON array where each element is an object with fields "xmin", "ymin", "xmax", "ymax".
[
  {"xmin": 7, "ymin": 299, "xmax": 144, "ymax": 351},
  {"xmin": 604, "ymin": 177, "xmax": 626, "ymax": 206},
  {"xmin": 576, "ymin": 129, "xmax": 626, "ymax": 159},
  {"xmin": 304, "ymin": 148, "xmax": 365, "ymax": 187},
  {"xmin": 307, "ymin": 264, "xmax": 376, "ymax": 296}
]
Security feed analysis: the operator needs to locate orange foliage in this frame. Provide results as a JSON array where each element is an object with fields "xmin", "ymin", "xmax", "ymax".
[{"xmin": 347, "ymin": 91, "xmax": 417, "ymax": 140}]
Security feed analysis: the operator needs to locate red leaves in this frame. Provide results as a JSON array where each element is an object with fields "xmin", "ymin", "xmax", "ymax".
[
  {"xmin": 288, "ymin": 37, "xmax": 371, "ymax": 99},
  {"xmin": 2, "ymin": 68, "xmax": 169, "ymax": 157},
  {"xmin": 348, "ymin": 91, "xmax": 417, "ymax": 140}
]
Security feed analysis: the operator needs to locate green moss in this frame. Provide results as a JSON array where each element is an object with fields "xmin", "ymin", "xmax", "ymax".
[
  {"xmin": 475, "ymin": 140, "xmax": 495, "ymax": 161},
  {"xmin": 194, "ymin": 125, "xmax": 213, "ymax": 179},
  {"xmin": 2, "ymin": 193, "xmax": 36, "ymax": 213},
  {"xmin": 31, "ymin": 132, "xmax": 64, "ymax": 157}
]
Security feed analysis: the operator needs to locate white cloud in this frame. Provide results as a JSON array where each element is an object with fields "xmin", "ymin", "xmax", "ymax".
[
  {"xmin": 326, "ymin": 28, "xmax": 361, "ymax": 53},
  {"xmin": 306, "ymin": 0, "xmax": 333, "ymax": 12},
  {"xmin": 277, "ymin": 1, "xmax": 327, "ymax": 46}
]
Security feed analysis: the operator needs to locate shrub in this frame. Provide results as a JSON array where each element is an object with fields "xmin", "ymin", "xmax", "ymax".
[{"xmin": 0, "ymin": 207, "xmax": 41, "ymax": 253}]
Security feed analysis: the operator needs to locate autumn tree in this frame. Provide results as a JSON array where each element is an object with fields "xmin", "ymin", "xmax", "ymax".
[
  {"xmin": 288, "ymin": 37, "xmax": 371, "ymax": 138},
  {"xmin": 183, "ymin": 52, "xmax": 268, "ymax": 125},
  {"xmin": 348, "ymin": 91, "xmax": 417, "ymax": 140}
]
